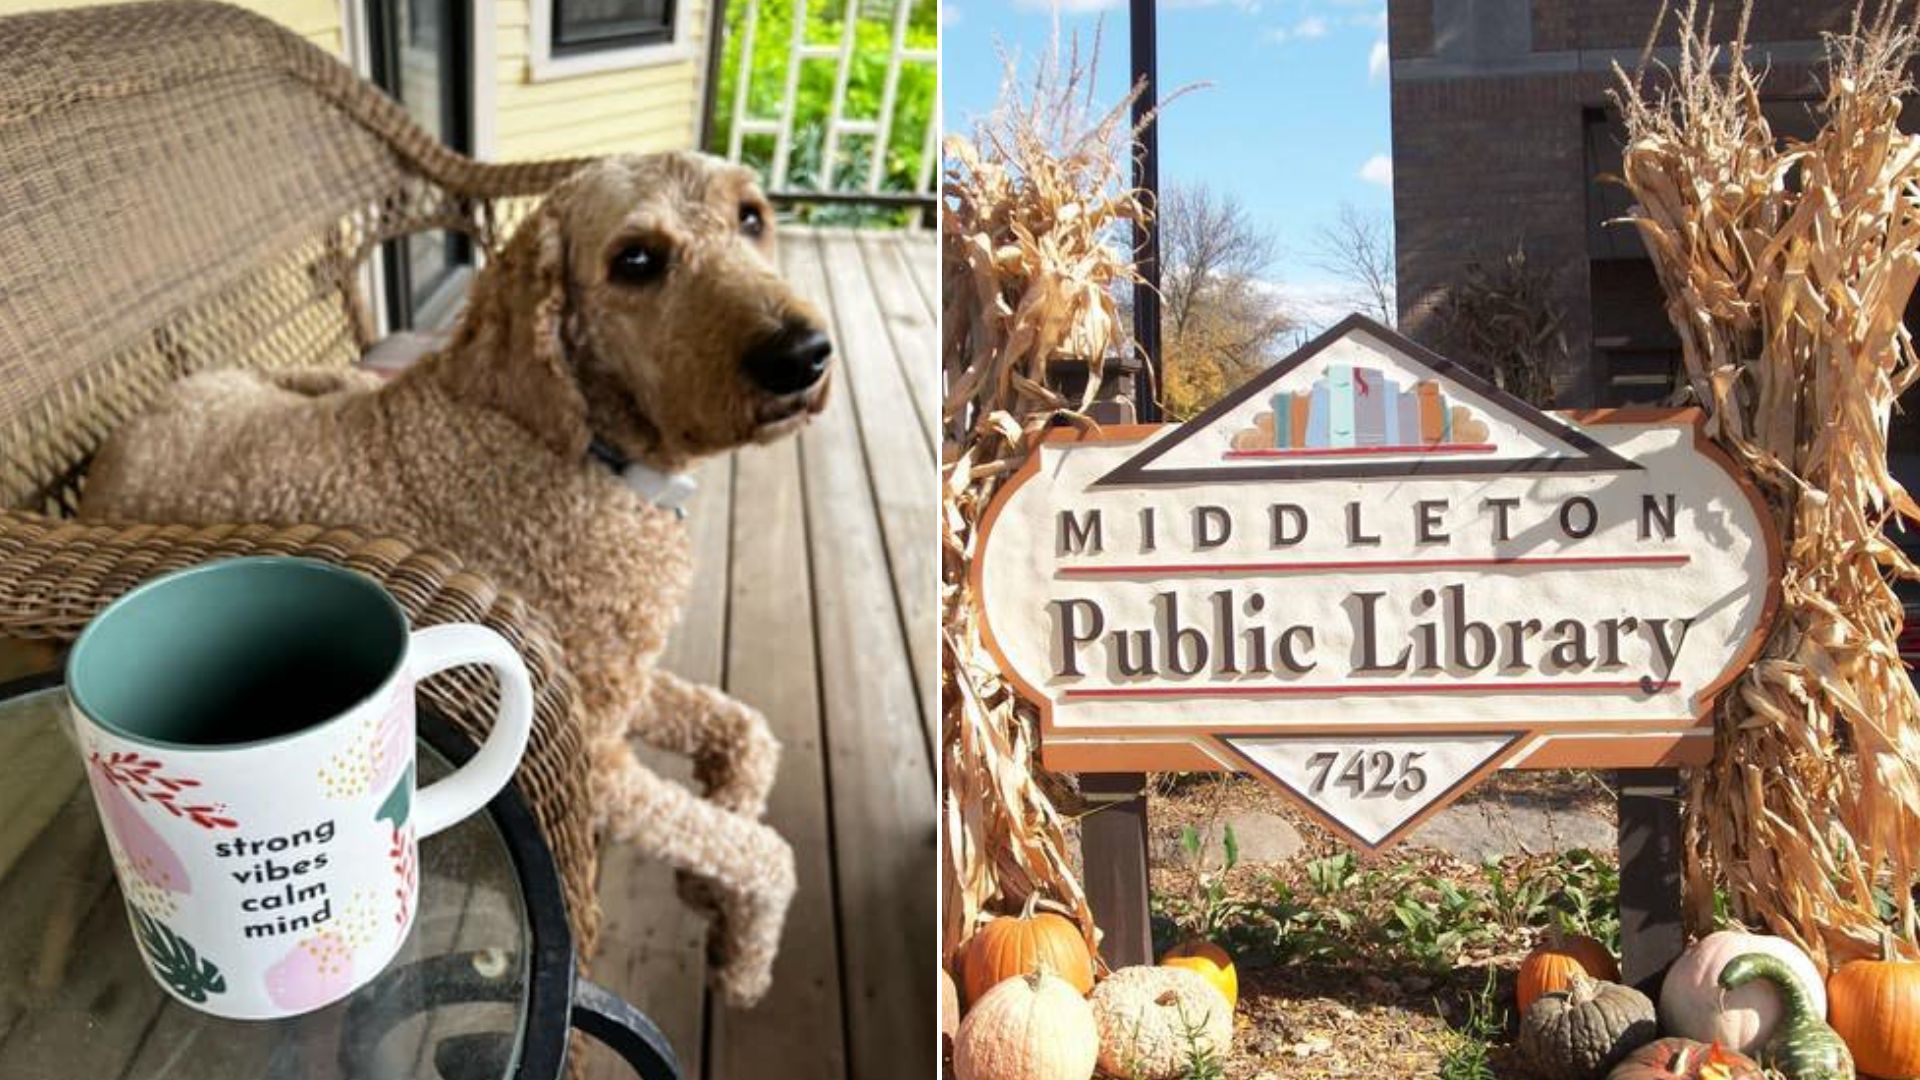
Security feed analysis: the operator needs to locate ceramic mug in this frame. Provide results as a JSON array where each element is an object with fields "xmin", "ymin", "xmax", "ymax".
[{"xmin": 66, "ymin": 557, "xmax": 534, "ymax": 1020}]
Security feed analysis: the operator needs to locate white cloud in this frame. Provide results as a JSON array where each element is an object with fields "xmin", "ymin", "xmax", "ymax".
[
  {"xmin": 1368, "ymin": 37, "xmax": 1391, "ymax": 80},
  {"xmin": 1359, "ymin": 153, "xmax": 1394, "ymax": 188},
  {"xmin": 942, "ymin": 2, "xmax": 961, "ymax": 25},
  {"xmin": 1269, "ymin": 279, "xmax": 1366, "ymax": 336},
  {"xmin": 1269, "ymin": 14, "xmax": 1330, "ymax": 43}
]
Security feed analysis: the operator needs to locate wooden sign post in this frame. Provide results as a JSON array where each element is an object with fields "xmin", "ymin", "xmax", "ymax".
[{"xmin": 975, "ymin": 316, "xmax": 1780, "ymax": 976}]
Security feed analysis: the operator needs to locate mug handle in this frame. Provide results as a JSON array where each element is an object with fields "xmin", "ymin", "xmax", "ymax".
[{"xmin": 407, "ymin": 624, "xmax": 536, "ymax": 839}]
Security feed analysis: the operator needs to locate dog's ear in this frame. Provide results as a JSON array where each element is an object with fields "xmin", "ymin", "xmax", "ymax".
[{"xmin": 447, "ymin": 200, "xmax": 592, "ymax": 460}]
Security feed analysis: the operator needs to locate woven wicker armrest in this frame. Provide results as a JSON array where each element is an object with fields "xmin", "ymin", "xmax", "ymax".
[{"xmin": 0, "ymin": 507, "xmax": 602, "ymax": 958}]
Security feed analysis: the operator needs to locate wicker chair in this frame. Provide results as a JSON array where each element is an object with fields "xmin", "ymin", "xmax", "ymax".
[{"xmin": 0, "ymin": 1, "xmax": 605, "ymax": 957}]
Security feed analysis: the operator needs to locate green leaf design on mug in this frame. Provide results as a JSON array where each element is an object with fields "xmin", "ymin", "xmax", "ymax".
[
  {"xmin": 129, "ymin": 907, "xmax": 227, "ymax": 1003},
  {"xmin": 376, "ymin": 762, "xmax": 413, "ymax": 829}
]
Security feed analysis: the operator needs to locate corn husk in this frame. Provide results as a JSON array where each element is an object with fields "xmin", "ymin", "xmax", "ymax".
[
  {"xmin": 939, "ymin": 29, "xmax": 1154, "ymax": 961},
  {"xmin": 1612, "ymin": 0, "xmax": 1920, "ymax": 967}
]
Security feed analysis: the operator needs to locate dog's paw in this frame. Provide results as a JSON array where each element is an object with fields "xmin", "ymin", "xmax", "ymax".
[
  {"xmin": 700, "ymin": 834, "xmax": 796, "ymax": 1008},
  {"xmin": 695, "ymin": 702, "xmax": 780, "ymax": 818}
]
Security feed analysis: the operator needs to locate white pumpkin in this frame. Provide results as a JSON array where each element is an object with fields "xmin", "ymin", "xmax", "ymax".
[
  {"xmin": 1089, "ymin": 965, "xmax": 1233, "ymax": 1080},
  {"xmin": 953, "ymin": 970, "xmax": 1098, "ymax": 1080},
  {"xmin": 1658, "ymin": 930, "xmax": 1827, "ymax": 1055}
]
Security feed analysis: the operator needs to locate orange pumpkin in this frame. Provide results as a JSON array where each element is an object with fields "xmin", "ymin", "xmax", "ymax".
[
  {"xmin": 1828, "ymin": 930, "xmax": 1920, "ymax": 1079},
  {"xmin": 960, "ymin": 895, "xmax": 1096, "ymax": 1006},
  {"xmin": 1160, "ymin": 939, "xmax": 1237, "ymax": 1011},
  {"xmin": 1518, "ymin": 929, "xmax": 1620, "ymax": 1016}
]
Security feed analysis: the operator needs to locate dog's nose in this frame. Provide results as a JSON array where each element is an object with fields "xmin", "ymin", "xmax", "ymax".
[{"xmin": 743, "ymin": 323, "xmax": 832, "ymax": 395}]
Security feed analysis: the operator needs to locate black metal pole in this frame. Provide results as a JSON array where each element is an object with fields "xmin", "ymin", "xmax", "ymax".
[
  {"xmin": 698, "ymin": 0, "xmax": 731, "ymax": 151},
  {"xmin": 1130, "ymin": 0, "xmax": 1163, "ymax": 423},
  {"xmin": 1617, "ymin": 768, "xmax": 1687, "ymax": 998}
]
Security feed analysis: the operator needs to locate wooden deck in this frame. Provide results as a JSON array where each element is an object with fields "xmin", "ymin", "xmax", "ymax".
[{"xmin": 581, "ymin": 227, "xmax": 939, "ymax": 1080}]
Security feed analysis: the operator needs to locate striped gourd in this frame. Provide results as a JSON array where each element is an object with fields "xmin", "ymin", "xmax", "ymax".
[{"xmin": 1718, "ymin": 953, "xmax": 1855, "ymax": 1080}]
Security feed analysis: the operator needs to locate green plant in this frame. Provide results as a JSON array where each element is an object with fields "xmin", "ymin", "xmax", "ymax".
[
  {"xmin": 1305, "ymin": 851, "xmax": 1358, "ymax": 896},
  {"xmin": 1152, "ymin": 847, "xmax": 1631, "ymax": 978},
  {"xmin": 706, "ymin": 0, "xmax": 935, "ymax": 226},
  {"xmin": 1174, "ymin": 999, "xmax": 1226, "ymax": 1080},
  {"xmin": 1437, "ymin": 969, "xmax": 1504, "ymax": 1080},
  {"xmin": 1176, "ymin": 821, "xmax": 1238, "ymax": 938}
]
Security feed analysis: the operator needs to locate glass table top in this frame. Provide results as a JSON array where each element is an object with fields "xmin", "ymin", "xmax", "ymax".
[{"xmin": 0, "ymin": 685, "xmax": 534, "ymax": 1080}]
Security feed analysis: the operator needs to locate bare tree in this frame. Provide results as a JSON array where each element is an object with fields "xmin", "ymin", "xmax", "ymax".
[
  {"xmin": 1152, "ymin": 181, "xmax": 1294, "ymax": 418},
  {"xmin": 1159, "ymin": 182, "xmax": 1279, "ymax": 338},
  {"xmin": 1310, "ymin": 202, "xmax": 1397, "ymax": 325}
]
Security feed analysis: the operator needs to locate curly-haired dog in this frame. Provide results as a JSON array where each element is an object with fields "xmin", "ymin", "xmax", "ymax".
[{"xmin": 80, "ymin": 152, "xmax": 832, "ymax": 1005}]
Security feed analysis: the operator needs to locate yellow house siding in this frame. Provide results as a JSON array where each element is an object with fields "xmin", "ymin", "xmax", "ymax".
[
  {"xmin": 0, "ymin": 0, "xmax": 708, "ymax": 161},
  {"xmin": 0, "ymin": 0, "xmax": 344, "ymax": 55},
  {"xmin": 489, "ymin": 0, "xmax": 706, "ymax": 162}
]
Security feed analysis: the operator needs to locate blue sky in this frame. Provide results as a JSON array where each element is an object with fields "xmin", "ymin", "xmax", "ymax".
[{"xmin": 942, "ymin": 0, "xmax": 1393, "ymax": 323}]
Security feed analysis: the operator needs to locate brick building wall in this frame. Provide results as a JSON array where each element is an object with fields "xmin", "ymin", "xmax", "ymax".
[{"xmin": 1387, "ymin": 0, "xmax": 1856, "ymax": 404}]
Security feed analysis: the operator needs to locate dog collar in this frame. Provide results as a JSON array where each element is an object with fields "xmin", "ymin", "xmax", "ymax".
[{"xmin": 588, "ymin": 437, "xmax": 696, "ymax": 517}]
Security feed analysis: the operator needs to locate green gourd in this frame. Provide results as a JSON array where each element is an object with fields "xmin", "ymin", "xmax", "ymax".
[
  {"xmin": 1717, "ymin": 953, "xmax": 1854, "ymax": 1080},
  {"xmin": 1518, "ymin": 971, "xmax": 1659, "ymax": 1080}
]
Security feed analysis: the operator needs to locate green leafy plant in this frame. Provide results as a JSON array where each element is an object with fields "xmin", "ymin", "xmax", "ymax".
[
  {"xmin": 1437, "ymin": 968, "xmax": 1505, "ymax": 1080},
  {"xmin": 1175, "ymin": 821, "xmax": 1241, "ymax": 939},
  {"xmin": 1156, "ymin": 845, "xmax": 1628, "ymax": 974},
  {"xmin": 1174, "ymin": 998, "xmax": 1227, "ymax": 1080},
  {"xmin": 129, "ymin": 908, "xmax": 227, "ymax": 1003},
  {"xmin": 706, "ymin": 0, "xmax": 935, "ymax": 226}
]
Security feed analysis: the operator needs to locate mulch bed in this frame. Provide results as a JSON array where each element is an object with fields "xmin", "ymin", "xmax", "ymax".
[{"xmin": 1136, "ymin": 772, "xmax": 1621, "ymax": 1078}]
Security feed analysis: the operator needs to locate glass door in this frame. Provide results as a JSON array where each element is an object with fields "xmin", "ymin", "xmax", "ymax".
[{"xmin": 367, "ymin": 0, "xmax": 472, "ymax": 330}]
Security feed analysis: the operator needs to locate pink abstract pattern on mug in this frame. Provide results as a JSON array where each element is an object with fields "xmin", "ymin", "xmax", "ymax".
[
  {"xmin": 264, "ymin": 930, "xmax": 356, "ymax": 1011},
  {"xmin": 87, "ymin": 748, "xmax": 239, "ymax": 916},
  {"xmin": 317, "ymin": 685, "xmax": 413, "ymax": 799}
]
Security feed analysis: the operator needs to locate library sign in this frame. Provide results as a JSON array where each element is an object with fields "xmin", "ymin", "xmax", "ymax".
[{"xmin": 974, "ymin": 316, "xmax": 1780, "ymax": 852}]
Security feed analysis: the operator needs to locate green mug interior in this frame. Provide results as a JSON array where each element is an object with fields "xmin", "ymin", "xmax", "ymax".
[{"xmin": 68, "ymin": 557, "xmax": 409, "ymax": 748}]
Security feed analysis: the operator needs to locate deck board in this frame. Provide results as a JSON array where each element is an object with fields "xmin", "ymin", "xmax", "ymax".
[
  {"xmin": 815, "ymin": 231, "xmax": 939, "ymax": 744},
  {"xmin": 855, "ymin": 231, "xmax": 939, "ymax": 455},
  {"xmin": 593, "ymin": 227, "xmax": 935, "ymax": 1079},
  {"xmin": 791, "ymin": 231, "xmax": 938, "ymax": 1080},
  {"xmin": 707, "ymin": 434, "xmax": 846, "ymax": 1079}
]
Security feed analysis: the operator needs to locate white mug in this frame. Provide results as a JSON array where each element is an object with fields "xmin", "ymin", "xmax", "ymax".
[{"xmin": 66, "ymin": 557, "xmax": 534, "ymax": 1020}]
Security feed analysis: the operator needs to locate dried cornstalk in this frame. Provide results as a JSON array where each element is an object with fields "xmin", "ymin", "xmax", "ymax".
[
  {"xmin": 941, "ymin": 28, "xmax": 1153, "ymax": 960},
  {"xmin": 1613, "ymin": 0, "xmax": 1920, "ymax": 967}
]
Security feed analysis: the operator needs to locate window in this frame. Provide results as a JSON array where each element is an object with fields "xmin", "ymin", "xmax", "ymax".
[
  {"xmin": 553, "ymin": 0, "xmax": 675, "ymax": 53},
  {"xmin": 531, "ymin": 0, "xmax": 690, "ymax": 79},
  {"xmin": 368, "ymin": 0, "xmax": 473, "ymax": 330}
]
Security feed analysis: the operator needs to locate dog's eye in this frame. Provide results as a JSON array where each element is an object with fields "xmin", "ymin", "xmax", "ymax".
[
  {"xmin": 609, "ymin": 244, "xmax": 669, "ymax": 285},
  {"xmin": 739, "ymin": 203, "xmax": 766, "ymax": 238}
]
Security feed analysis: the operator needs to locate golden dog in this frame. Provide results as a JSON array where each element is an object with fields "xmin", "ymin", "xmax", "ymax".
[{"xmin": 82, "ymin": 152, "xmax": 832, "ymax": 1005}]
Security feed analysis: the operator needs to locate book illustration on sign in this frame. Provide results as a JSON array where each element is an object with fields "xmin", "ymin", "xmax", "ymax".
[
  {"xmin": 971, "ymin": 314, "xmax": 1783, "ymax": 855},
  {"xmin": 1227, "ymin": 366, "xmax": 1492, "ymax": 458},
  {"xmin": 1098, "ymin": 313, "xmax": 1635, "ymax": 486}
]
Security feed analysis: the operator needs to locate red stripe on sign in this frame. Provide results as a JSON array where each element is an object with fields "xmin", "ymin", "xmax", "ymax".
[
  {"xmin": 1222, "ymin": 443, "xmax": 1499, "ymax": 459},
  {"xmin": 1063, "ymin": 680, "xmax": 1679, "ymax": 700},
  {"xmin": 1058, "ymin": 554, "xmax": 1691, "ymax": 577}
]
